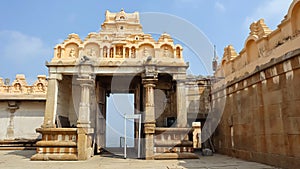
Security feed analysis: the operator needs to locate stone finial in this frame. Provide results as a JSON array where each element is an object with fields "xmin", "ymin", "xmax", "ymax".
[
  {"xmin": 158, "ymin": 33, "xmax": 173, "ymax": 43},
  {"xmin": 223, "ymin": 45, "xmax": 238, "ymax": 61},
  {"xmin": 61, "ymin": 33, "xmax": 82, "ymax": 45},
  {"xmin": 14, "ymin": 74, "xmax": 28, "ymax": 86},
  {"xmin": 250, "ymin": 19, "xmax": 272, "ymax": 38},
  {"xmin": 84, "ymin": 32, "xmax": 98, "ymax": 41}
]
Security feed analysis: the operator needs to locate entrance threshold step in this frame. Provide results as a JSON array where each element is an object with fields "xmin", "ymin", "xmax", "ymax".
[
  {"xmin": 31, "ymin": 153, "xmax": 78, "ymax": 161},
  {"xmin": 154, "ymin": 152, "xmax": 199, "ymax": 160}
]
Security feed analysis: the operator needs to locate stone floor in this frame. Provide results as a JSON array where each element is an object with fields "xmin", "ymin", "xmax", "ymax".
[{"xmin": 0, "ymin": 150, "xmax": 279, "ymax": 169}]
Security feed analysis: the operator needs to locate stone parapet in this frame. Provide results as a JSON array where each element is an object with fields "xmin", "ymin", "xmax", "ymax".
[
  {"xmin": 215, "ymin": 0, "xmax": 300, "ymax": 83},
  {"xmin": 0, "ymin": 74, "xmax": 47, "ymax": 100}
]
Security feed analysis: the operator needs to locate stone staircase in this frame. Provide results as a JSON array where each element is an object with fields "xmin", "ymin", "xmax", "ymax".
[
  {"xmin": 30, "ymin": 128, "xmax": 78, "ymax": 161},
  {"xmin": 0, "ymin": 139, "xmax": 37, "ymax": 150},
  {"xmin": 154, "ymin": 127, "xmax": 199, "ymax": 159}
]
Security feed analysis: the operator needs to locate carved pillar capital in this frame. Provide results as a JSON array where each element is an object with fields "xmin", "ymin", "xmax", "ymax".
[
  {"xmin": 142, "ymin": 78, "xmax": 157, "ymax": 87},
  {"xmin": 48, "ymin": 73, "xmax": 62, "ymax": 81}
]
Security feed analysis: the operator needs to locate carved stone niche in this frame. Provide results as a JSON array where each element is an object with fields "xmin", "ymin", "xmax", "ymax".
[
  {"xmin": 160, "ymin": 44, "xmax": 174, "ymax": 58},
  {"xmin": 65, "ymin": 43, "xmax": 79, "ymax": 58},
  {"xmin": 139, "ymin": 44, "xmax": 154, "ymax": 58},
  {"xmin": 176, "ymin": 46, "xmax": 181, "ymax": 58},
  {"xmin": 11, "ymin": 74, "xmax": 28, "ymax": 93},
  {"xmin": 33, "ymin": 75, "xmax": 48, "ymax": 93},
  {"xmin": 85, "ymin": 43, "xmax": 99, "ymax": 58}
]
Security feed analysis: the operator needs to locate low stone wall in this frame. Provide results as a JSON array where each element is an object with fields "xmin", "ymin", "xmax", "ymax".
[
  {"xmin": 0, "ymin": 101, "xmax": 45, "ymax": 140},
  {"xmin": 212, "ymin": 49, "xmax": 300, "ymax": 169}
]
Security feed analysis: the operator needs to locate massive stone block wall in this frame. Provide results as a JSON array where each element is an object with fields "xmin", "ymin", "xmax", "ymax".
[
  {"xmin": 212, "ymin": 1, "xmax": 300, "ymax": 168},
  {"xmin": 213, "ymin": 50, "xmax": 300, "ymax": 168}
]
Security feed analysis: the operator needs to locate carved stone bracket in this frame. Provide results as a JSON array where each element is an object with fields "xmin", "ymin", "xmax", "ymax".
[
  {"xmin": 144, "ymin": 65, "xmax": 158, "ymax": 78},
  {"xmin": 144, "ymin": 123, "xmax": 156, "ymax": 134}
]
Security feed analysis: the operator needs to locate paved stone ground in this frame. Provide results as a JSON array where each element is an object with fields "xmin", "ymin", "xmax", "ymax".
[{"xmin": 0, "ymin": 150, "xmax": 279, "ymax": 169}]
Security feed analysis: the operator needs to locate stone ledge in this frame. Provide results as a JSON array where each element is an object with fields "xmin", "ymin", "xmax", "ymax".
[
  {"xmin": 36, "ymin": 141, "xmax": 77, "ymax": 147},
  {"xmin": 31, "ymin": 153, "xmax": 78, "ymax": 161},
  {"xmin": 155, "ymin": 127, "xmax": 192, "ymax": 134},
  {"xmin": 36, "ymin": 128, "xmax": 77, "ymax": 134},
  {"xmin": 154, "ymin": 152, "xmax": 199, "ymax": 160},
  {"xmin": 154, "ymin": 140, "xmax": 193, "ymax": 147}
]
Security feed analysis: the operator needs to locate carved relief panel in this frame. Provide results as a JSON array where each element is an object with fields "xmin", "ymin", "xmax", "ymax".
[
  {"xmin": 33, "ymin": 75, "xmax": 48, "ymax": 93},
  {"xmin": 84, "ymin": 43, "xmax": 99, "ymax": 58},
  {"xmin": 131, "ymin": 47, "xmax": 136, "ymax": 58},
  {"xmin": 65, "ymin": 43, "xmax": 79, "ymax": 58},
  {"xmin": 139, "ymin": 44, "xmax": 154, "ymax": 58},
  {"xmin": 160, "ymin": 45, "xmax": 174, "ymax": 58}
]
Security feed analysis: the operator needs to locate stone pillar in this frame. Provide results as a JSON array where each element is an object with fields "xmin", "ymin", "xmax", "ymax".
[
  {"xmin": 77, "ymin": 78, "xmax": 94, "ymax": 128},
  {"xmin": 176, "ymin": 80, "xmax": 187, "ymax": 127},
  {"xmin": 76, "ymin": 62, "xmax": 95, "ymax": 160},
  {"xmin": 42, "ymin": 74, "xmax": 61, "ymax": 128},
  {"xmin": 123, "ymin": 47, "xmax": 126, "ymax": 58},
  {"xmin": 76, "ymin": 78, "xmax": 94, "ymax": 160},
  {"xmin": 6, "ymin": 101, "xmax": 19, "ymax": 139},
  {"xmin": 142, "ymin": 78, "xmax": 157, "ymax": 160},
  {"xmin": 6, "ymin": 111, "xmax": 15, "ymax": 139},
  {"xmin": 113, "ymin": 46, "xmax": 116, "ymax": 58}
]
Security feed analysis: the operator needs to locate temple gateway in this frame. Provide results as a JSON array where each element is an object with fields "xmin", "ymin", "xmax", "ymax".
[
  {"xmin": 1, "ymin": 1, "xmax": 299, "ymax": 167},
  {"xmin": 30, "ymin": 9, "xmax": 210, "ymax": 160}
]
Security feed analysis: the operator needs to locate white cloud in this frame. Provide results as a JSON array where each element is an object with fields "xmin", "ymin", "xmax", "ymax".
[
  {"xmin": 0, "ymin": 30, "xmax": 51, "ymax": 63},
  {"xmin": 245, "ymin": 0, "xmax": 293, "ymax": 30},
  {"xmin": 0, "ymin": 30, "xmax": 52, "ymax": 84},
  {"xmin": 215, "ymin": 2, "xmax": 226, "ymax": 12}
]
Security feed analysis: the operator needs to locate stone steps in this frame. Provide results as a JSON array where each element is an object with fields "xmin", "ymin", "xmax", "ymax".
[
  {"xmin": 154, "ymin": 147, "xmax": 193, "ymax": 153},
  {"xmin": 154, "ymin": 127, "xmax": 196, "ymax": 159},
  {"xmin": 154, "ymin": 152, "xmax": 199, "ymax": 160},
  {"xmin": 31, "ymin": 128, "xmax": 78, "ymax": 161},
  {"xmin": 30, "ymin": 153, "xmax": 78, "ymax": 161},
  {"xmin": 0, "ymin": 139, "xmax": 38, "ymax": 150},
  {"xmin": 154, "ymin": 140, "xmax": 193, "ymax": 147}
]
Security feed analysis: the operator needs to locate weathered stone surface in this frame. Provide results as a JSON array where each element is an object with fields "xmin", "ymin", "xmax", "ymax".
[{"xmin": 212, "ymin": 1, "xmax": 300, "ymax": 168}]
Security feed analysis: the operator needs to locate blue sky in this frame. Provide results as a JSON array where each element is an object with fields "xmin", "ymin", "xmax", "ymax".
[{"xmin": 0, "ymin": 0, "xmax": 293, "ymax": 84}]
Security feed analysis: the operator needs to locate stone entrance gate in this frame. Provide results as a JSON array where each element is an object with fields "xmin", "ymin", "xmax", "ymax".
[{"xmin": 31, "ymin": 9, "xmax": 211, "ymax": 161}]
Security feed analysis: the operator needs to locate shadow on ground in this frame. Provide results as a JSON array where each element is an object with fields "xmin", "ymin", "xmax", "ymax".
[{"xmin": 6, "ymin": 150, "xmax": 36, "ymax": 159}]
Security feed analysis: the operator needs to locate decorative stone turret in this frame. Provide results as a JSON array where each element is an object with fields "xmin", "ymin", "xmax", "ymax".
[
  {"xmin": 50, "ymin": 9, "xmax": 186, "ymax": 67},
  {"xmin": 249, "ymin": 19, "xmax": 272, "ymax": 38},
  {"xmin": 222, "ymin": 45, "xmax": 238, "ymax": 63},
  {"xmin": 215, "ymin": 0, "xmax": 300, "ymax": 82}
]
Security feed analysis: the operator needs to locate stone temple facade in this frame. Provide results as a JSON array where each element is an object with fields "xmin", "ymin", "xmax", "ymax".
[
  {"xmin": 25, "ymin": 9, "xmax": 210, "ymax": 160},
  {"xmin": 1, "ymin": 1, "xmax": 300, "ymax": 168}
]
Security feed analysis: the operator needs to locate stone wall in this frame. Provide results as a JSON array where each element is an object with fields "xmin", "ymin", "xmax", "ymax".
[
  {"xmin": 0, "ymin": 74, "xmax": 47, "ymax": 141},
  {"xmin": 0, "ymin": 101, "xmax": 45, "ymax": 140},
  {"xmin": 212, "ymin": 1, "xmax": 300, "ymax": 168},
  {"xmin": 212, "ymin": 49, "xmax": 300, "ymax": 168}
]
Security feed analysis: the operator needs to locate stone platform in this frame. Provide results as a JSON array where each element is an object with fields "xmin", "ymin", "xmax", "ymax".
[{"xmin": 0, "ymin": 150, "xmax": 278, "ymax": 169}]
